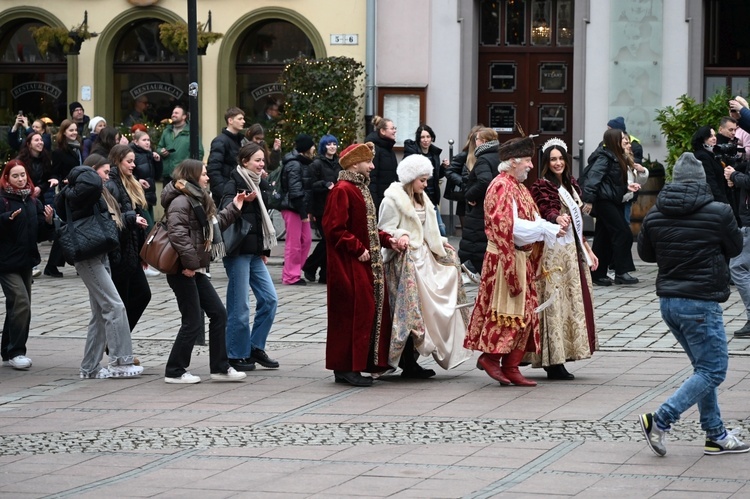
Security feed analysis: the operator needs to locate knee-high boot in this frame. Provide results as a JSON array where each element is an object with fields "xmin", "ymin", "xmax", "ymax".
[
  {"xmin": 501, "ymin": 349, "xmax": 537, "ymax": 386},
  {"xmin": 476, "ymin": 353, "xmax": 510, "ymax": 385}
]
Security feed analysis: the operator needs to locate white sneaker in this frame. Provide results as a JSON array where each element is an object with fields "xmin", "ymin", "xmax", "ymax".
[
  {"xmin": 143, "ymin": 265, "xmax": 161, "ymax": 277},
  {"xmin": 8, "ymin": 355, "xmax": 32, "ymax": 370},
  {"xmin": 108, "ymin": 364, "xmax": 144, "ymax": 377},
  {"xmin": 80, "ymin": 367, "xmax": 111, "ymax": 379},
  {"xmin": 32, "ymin": 266, "xmax": 41, "ymax": 278},
  {"xmin": 210, "ymin": 366, "xmax": 247, "ymax": 382},
  {"xmin": 462, "ymin": 273, "xmax": 473, "ymax": 285},
  {"xmin": 165, "ymin": 372, "xmax": 201, "ymax": 384},
  {"xmin": 461, "ymin": 262, "xmax": 481, "ymax": 284}
]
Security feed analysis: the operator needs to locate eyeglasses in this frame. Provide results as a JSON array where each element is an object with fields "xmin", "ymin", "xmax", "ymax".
[{"xmin": 387, "ymin": 127, "xmax": 397, "ymax": 131}]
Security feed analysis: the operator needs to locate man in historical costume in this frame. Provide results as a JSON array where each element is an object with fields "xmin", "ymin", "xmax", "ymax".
[
  {"xmin": 464, "ymin": 137, "xmax": 563, "ymax": 386},
  {"xmin": 322, "ymin": 142, "xmax": 399, "ymax": 387}
]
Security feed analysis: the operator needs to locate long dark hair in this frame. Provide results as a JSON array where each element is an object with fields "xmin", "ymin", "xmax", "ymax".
[
  {"xmin": 17, "ymin": 132, "xmax": 52, "ymax": 178},
  {"xmin": 172, "ymin": 159, "xmax": 216, "ymax": 218},
  {"xmin": 540, "ymin": 144, "xmax": 573, "ymax": 190},
  {"xmin": 91, "ymin": 126, "xmax": 120, "ymax": 156},
  {"xmin": 602, "ymin": 129, "xmax": 629, "ymax": 183}
]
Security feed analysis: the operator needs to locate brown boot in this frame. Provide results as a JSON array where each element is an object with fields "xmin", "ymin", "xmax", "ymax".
[
  {"xmin": 501, "ymin": 349, "xmax": 537, "ymax": 386},
  {"xmin": 476, "ymin": 353, "xmax": 510, "ymax": 385}
]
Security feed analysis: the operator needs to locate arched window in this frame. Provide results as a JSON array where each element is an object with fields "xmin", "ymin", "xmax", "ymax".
[
  {"xmin": 112, "ymin": 19, "xmax": 188, "ymax": 126},
  {"xmin": 0, "ymin": 20, "xmax": 67, "ymax": 123},
  {"xmin": 236, "ymin": 20, "xmax": 314, "ymax": 127}
]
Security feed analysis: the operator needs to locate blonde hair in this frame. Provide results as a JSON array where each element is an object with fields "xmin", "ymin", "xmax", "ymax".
[
  {"xmin": 403, "ymin": 182, "xmax": 425, "ymax": 208},
  {"xmin": 466, "ymin": 128, "xmax": 498, "ymax": 171}
]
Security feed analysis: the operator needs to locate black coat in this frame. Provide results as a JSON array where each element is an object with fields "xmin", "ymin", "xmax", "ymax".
[
  {"xmin": 0, "ymin": 192, "xmax": 53, "ymax": 272},
  {"xmin": 693, "ymin": 147, "xmax": 730, "ymax": 204},
  {"xmin": 55, "ymin": 166, "xmax": 108, "ymax": 222},
  {"xmin": 365, "ymin": 130, "xmax": 397, "ymax": 208},
  {"xmin": 308, "ymin": 154, "xmax": 341, "ymax": 219},
  {"xmin": 445, "ymin": 151, "xmax": 468, "ymax": 202},
  {"xmin": 458, "ymin": 141, "xmax": 500, "ymax": 268},
  {"xmin": 280, "ymin": 150, "xmax": 313, "ymax": 217},
  {"xmin": 207, "ymin": 128, "xmax": 243, "ymax": 204},
  {"xmin": 638, "ymin": 182, "xmax": 742, "ymax": 303},
  {"xmin": 403, "ymin": 140, "xmax": 444, "ymax": 206},
  {"xmin": 129, "ymin": 143, "xmax": 162, "ymax": 207},
  {"xmin": 581, "ymin": 146, "xmax": 628, "ymax": 204},
  {"xmin": 52, "ymin": 144, "xmax": 82, "ymax": 183},
  {"xmin": 730, "ymin": 167, "xmax": 750, "ymax": 226},
  {"xmin": 105, "ymin": 166, "xmax": 145, "ymax": 272},
  {"xmin": 221, "ymin": 169, "xmax": 272, "ymax": 257}
]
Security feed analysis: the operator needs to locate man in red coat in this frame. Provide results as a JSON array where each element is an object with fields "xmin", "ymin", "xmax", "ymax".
[{"xmin": 322, "ymin": 142, "xmax": 399, "ymax": 387}]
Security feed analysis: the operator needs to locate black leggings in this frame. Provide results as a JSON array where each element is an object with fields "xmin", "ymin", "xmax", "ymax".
[{"xmin": 591, "ymin": 199, "xmax": 635, "ymax": 278}]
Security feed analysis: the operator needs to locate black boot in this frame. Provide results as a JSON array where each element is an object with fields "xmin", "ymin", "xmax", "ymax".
[{"xmin": 398, "ymin": 337, "xmax": 436, "ymax": 379}]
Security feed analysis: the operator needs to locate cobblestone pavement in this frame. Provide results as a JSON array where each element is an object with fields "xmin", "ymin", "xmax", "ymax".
[{"xmin": 0, "ymin": 240, "xmax": 749, "ymax": 497}]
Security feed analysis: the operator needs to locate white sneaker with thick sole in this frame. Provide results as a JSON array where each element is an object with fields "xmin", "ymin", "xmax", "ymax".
[
  {"xmin": 210, "ymin": 366, "xmax": 247, "ymax": 382},
  {"xmin": 8, "ymin": 355, "xmax": 32, "ymax": 370},
  {"xmin": 80, "ymin": 367, "xmax": 112, "ymax": 379},
  {"xmin": 108, "ymin": 364, "xmax": 144, "ymax": 377},
  {"xmin": 165, "ymin": 372, "xmax": 202, "ymax": 384},
  {"xmin": 32, "ymin": 266, "xmax": 41, "ymax": 278}
]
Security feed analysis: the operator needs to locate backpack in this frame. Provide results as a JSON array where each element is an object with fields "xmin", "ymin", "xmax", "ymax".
[{"xmin": 267, "ymin": 164, "xmax": 285, "ymax": 210}]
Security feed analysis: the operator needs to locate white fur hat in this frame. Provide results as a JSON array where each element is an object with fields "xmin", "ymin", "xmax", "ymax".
[
  {"xmin": 397, "ymin": 154, "xmax": 433, "ymax": 185},
  {"xmin": 88, "ymin": 116, "xmax": 106, "ymax": 133}
]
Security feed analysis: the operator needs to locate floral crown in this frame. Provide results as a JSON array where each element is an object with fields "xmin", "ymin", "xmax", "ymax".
[{"xmin": 541, "ymin": 138, "xmax": 568, "ymax": 153}]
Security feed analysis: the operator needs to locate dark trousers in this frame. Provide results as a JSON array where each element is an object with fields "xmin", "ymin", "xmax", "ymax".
[
  {"xmin": 0, "ymin": 269, "xmax": 32, "ymax": 360},
  {"xmin": 165, "ymin": 272, "xmax": 229, "ymax": 377},
  {"xmin": 112, "ymin": 265, "xmax": 152, "ymax": 332},
  {"xmin": 46, "ymin": 238, "xmax": 66, "ymax": 268},
  {"xmin": 303, "ymin": 219, "xmax": 328, "ymax": 280},
  {"xmin": 591, "ymin": 199, "xmax": 635, "ymax": 278}
]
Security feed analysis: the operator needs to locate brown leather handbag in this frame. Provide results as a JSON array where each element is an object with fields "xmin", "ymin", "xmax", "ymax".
[{"xmin": 139, "ymin": 219, "xmax": 180, "ymax": 274}]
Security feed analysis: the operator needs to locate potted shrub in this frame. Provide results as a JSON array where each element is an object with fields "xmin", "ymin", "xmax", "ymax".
[
  {"xmin": 29, "ymin": 17, "xmax": 97, "ymax": 56},
  {"xmin": 158, "ymin": 22, "xmax": 223, "ymax": 56},
  {"xmin": 655, "ymin": 88, "xmax": 731, "ymax": 180}
]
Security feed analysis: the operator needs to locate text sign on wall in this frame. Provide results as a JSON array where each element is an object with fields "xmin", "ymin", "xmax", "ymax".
[{"xmin": 330, "ymin": 34, "xmax": 359, "ymax": 45}]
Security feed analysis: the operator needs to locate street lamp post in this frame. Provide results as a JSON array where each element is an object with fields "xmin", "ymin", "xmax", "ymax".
[{"xmin": 187, "ymin": 0, "xmax": 199, "ymax": 159}]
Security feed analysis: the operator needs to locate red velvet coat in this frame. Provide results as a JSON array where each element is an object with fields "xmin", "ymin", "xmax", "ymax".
[{"xmin": 323, "ymin": 178, "xmax": 393, "ymax": 372}]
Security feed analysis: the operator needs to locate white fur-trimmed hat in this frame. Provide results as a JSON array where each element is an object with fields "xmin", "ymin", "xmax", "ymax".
[{"xmin": 397, "ymin": 154, "xmax": 433, "ymax": 185}]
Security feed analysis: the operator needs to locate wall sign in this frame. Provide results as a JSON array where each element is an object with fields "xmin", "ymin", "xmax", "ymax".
[
  {"xmin": 489, "ymin": 63, "xmax": 516, "ymax": 92},
  {"xmin": 539, "ymin": 105, "xmax": 567, "ymax": 133},
  {"xmin": 489, "ymin": 104, "xmax": 516, "ymax": 132},
  {"xmin": 251, "ymin": 83, "xmax": 284, "ymax": 101},
  {"xmin": 539, "ymin": 63, "xmax": 567, "ymax": 92},
  {"xmin": 129, "ymin": 82, "xmax": 183, "ymax": 100},
  {"xmin": 11, "ymin": 82, "xmax": 63, "ymax": 99}
]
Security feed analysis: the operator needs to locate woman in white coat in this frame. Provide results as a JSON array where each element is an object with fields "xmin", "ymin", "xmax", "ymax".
[{"xmin": 378, "ymin": 155, "xmax": 472, "ymax": 378}]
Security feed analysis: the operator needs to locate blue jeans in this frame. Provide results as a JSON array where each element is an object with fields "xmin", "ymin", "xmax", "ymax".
[
  {"xmin": 655, "ymin": 297, "xmax": 727, "ymax": 438},
  {"xmin": 729, "ymin": 227, "xmax": 750, "ymax": 320},
  {"xmin": 434, "ymin": 205, "xmax": 446, "ymax": 237},
  {"xmin": 223, "ymin": 254, "xmax": 278, "ymax": 360}
]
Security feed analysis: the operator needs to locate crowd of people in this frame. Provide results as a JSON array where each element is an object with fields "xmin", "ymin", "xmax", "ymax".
[{"xmin": 4, "ymin": 99, "xmax": 750, "ymax": 457}]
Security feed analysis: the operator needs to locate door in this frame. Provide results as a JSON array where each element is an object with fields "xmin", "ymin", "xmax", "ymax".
[{"xmin": 477, "ymin": 0, "xmax": 574, "ymax": 184}]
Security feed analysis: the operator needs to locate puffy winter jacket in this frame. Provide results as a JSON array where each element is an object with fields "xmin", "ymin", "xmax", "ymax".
[
  {"xmin": 280, "ymin": 150, "xmax": 313, "ymax": 217},
  {"xmin": 581, "ymin": 146, "xmax": 628, "ymax": 204},
  {"xmin": 207, "ymin": 128, "xmax": 243, "ymax": 204},
  {"xmin": 308, "ymin": 154, "xmax": 341, "ymax": 219},
  {"xmin": 365, "ymin": 130, "xmax": 398, "ymax": 208},
  {"xmin": 161, "ymin": 181, "xmax": 240, "ymax": 270},
  {"xmin": 55, "ymin": 166, "xmax": 107, "ymax": 222},
  {"xmin": 638, "ymin": 181, "xmax": 742, "ymax": 302},
  {"xmin": 458, "ymin": 141, "xmax": 500, "ymax": 270}
]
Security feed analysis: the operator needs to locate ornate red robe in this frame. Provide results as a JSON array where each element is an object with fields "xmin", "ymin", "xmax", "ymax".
[
  {"xmin": 322, "ymin": 173, "xmax": 392, "ymax": 372},
  {"xmin": 464, "ymin": 172, "xmax": 544, "ymax": 354}
]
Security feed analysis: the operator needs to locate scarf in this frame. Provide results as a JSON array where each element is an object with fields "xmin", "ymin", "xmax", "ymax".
[
  {"xmin": 175, "ymin": 179, "xmax": 226, "ymax": 260},
  {"xmin": 338, "ymin": 169, "xmax": 386, "ymax": 365},
  {"xmin": 3, "ymin": 184, "xmax": 32, "ymax": 200},
  {"xmin": 235, "ymin": 165, "xmax": 277, "ymax": 250}
]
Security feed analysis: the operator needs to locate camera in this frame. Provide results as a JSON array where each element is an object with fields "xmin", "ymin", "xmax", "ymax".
[
  {"xmin": 17, "ymin": 110, "xmax": 23, "ymax": 116},
  {"xmin": 714, "ymin": 142, "xmax": 743, "ymax": 165}
]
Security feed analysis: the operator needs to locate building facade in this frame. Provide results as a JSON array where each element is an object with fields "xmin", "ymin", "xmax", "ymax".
[{"xmin": 2, "ymin": 0, "xmax": 748, "ymax": 190}]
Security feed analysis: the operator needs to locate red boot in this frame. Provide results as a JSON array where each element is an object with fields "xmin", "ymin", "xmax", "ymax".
[
  {"xmin": 477, "ymin": 353, "xmax": 510, "ymax": 385},
  {"xmin": 501, "ymin": 349, "xmax": 537, "ymax": 387}
]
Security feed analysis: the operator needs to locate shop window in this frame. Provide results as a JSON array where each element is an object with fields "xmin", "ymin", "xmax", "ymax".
[
  {"xmin": 0, "ymin": 20, "xmax": 67, "ymax": 124},
  {"xmin": 112, "ymin": 19, "xmax": 188, "ymax": 126}
]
